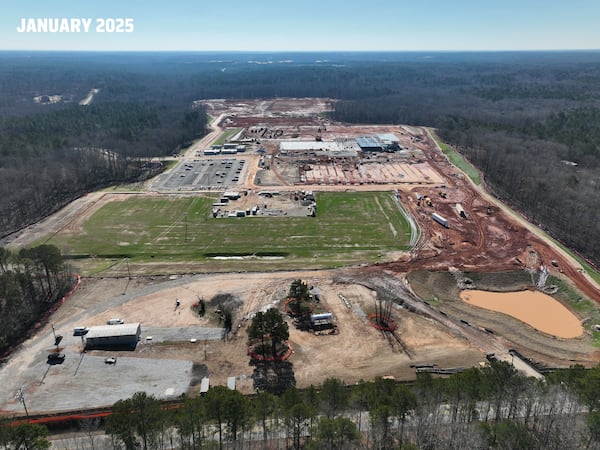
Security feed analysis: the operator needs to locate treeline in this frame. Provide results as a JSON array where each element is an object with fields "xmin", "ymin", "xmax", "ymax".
[
  {"xmin": 0, "ymin": 100, "xmax": 206, "ymax": 237},
  {"xmin": 0, "ymin": 245, "xmax": 73, "ymax": 355},
  {"xmin": 437, "ymin": 109, "xmax": 600, "ymax": 264},
  {"xmin": 9, "ymin": 361, "xmax": 600, "ymax": 449},
  {"xmin": 3, "ymin": 51, "xmax": 600, "ymax": 266}
]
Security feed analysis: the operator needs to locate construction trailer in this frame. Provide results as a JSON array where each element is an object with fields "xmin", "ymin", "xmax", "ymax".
[
  {"xmin": 432, "ymin": 212, "xmax": 449, "ymax": 228},
  {"xmin": 310, "ymin": 313, "xmax": 333, "ymax": 323},
  {"xmin": 310, "ymin": 312, "xmax": 336, "ymax": 333}
]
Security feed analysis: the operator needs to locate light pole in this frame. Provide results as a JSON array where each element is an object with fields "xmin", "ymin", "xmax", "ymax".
[{"xmin": 15, "ymin": 387, "xmax": 29, "ymax": 417}]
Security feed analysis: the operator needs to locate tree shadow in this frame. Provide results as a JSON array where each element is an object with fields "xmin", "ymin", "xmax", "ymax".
[{"xmin": 250, "ymin": 360, "xmax": 296, "ymax": 394}]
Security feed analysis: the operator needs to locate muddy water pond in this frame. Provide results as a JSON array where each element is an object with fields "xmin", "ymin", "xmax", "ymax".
[{"xmin": 460, "ymin": 289, "xmax": 583, "ymax": 338}]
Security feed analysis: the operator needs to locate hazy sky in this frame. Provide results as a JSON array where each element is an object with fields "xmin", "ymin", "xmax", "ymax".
[{"xmin": 2, "ymin": 0, "xmax": 600, "ymax": 52}]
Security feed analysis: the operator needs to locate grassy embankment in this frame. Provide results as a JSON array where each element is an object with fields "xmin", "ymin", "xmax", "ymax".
[
  {"xmin": 429, "ymin": 129, "xmax": 481, "ymax": 185},
  {"xmin": 212, "ymin": 128, "xmax": 242, "ymax": 146}
]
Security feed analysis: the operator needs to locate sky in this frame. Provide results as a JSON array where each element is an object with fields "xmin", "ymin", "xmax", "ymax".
[{"xmin": 2, "ymin": 0, "xmax": 600, "ymax": 52}]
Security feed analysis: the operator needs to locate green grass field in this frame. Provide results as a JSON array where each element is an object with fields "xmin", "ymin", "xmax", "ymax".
[{"xmin": 48, "ymin": 191, "xmax": 413, "ymax": 273}]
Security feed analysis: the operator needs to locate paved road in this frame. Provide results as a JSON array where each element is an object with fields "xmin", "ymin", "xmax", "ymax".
[{"xmin": 184, "ymin": 113, "xmax": 224, "ymax": 159}]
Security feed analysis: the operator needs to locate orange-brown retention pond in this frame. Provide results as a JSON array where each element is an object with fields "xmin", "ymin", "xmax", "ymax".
[{"xmin": 460, "ymin": 289, "xmax": 583, "ymax": 339}]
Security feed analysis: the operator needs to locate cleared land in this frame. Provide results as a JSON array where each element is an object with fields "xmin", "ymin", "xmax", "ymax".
[
  {"xmin": 2, "ymin": 97, "xmax": 600, "ymax": 416},
  {"xmin": 0, "ymin": 271, "xmax": 484, "ymax": 414}
]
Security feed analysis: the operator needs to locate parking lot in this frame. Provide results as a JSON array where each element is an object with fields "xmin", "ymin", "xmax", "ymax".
[
  {"xmin": 152, "ymin": 158, "xmax": 247, "ymax": 192},
  {"xmin": 0, "ymin": 275, "xmax": 229, "ymax": 415},
  {"xmin": 29, "ymin": 352, "xmax": 193, "ymax": 413},
  {"xmin": 0, "ymin": 327, "xmax": 222, "ymax": 414}
]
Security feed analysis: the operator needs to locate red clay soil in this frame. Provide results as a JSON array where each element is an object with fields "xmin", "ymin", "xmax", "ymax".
[
  {"xmin": 229, "ymin": 117, "xmax": 323, "ymax": 128},
  {"xmin": 377, "ymin": 132, "xmax": 600, "ymax": 304},
  {"xmin": 210, "ymin": 98, "xmax": 599, "ymax": 302},
  {"xmin": 368, "ymin": 314, "xmax": 398, "ymax": 332}
]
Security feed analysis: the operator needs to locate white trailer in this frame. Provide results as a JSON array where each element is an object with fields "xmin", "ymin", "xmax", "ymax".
[
  {"xmin": 200, "ymin": 377, "xmax": 210, "ymax": 396},
  {"xmin": 227, "ymin": 376, "xmax": 236, "ymax": 390},
  {"xmin": 432, "ymin": 212, "xmax": 449, "ymax": 228}
]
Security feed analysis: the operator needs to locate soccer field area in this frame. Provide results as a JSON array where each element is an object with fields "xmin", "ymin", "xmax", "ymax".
[{"xmin": 49, "ymin": 191, "xmax": 414, "ymax": 273}]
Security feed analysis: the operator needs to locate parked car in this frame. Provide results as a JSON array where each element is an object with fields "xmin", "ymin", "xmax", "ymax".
[
  {"xmin": 47, "ymin": 353, "xmax": 65, "ymax": 363},
  {"xmin": 104, "ymin": 357, "xmax": 117, "ymax": 364}
]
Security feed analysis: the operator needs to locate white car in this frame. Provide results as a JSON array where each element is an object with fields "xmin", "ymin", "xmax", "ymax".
[{"xmin": 107, "ymin": 318, "xmax": 125, "ymax": 325}]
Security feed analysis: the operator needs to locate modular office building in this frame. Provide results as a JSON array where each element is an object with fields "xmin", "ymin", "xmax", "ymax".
[{"xmin": 85, "ymin": 323, "xmax": 142, "ymax": 349}]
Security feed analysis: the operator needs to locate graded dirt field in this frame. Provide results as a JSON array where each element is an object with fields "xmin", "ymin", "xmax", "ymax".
[{"xmin": 2, "ymin": 97, "xmax": 600, "ymax": 415}]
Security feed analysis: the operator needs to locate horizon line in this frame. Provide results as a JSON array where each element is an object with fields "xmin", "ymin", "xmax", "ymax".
[{"xmin": 1, "ymin": 48, "xmax": 600, "ymax": 54}]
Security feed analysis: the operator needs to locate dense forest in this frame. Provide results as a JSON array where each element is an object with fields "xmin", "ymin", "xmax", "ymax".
[
  {"xmin": 5, "ymin": 362, "xmax": 600, "ymax": 449},
  {"xmin": 0, "ymin": 245, "xmax": 73, "ymax": 356},
  {"xmin": 0, "ymin": 53, "xmax": 208, "ymax": 236},
  {"xmin": 1, "ymin": 51, "xmax": 600, "ymax": 267}
]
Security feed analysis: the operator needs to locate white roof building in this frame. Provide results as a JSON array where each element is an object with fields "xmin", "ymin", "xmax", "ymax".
[
  {"xmin": 279, "ymin": 139, "xmax": 359, "ymax": 157},
  {"xmin": 377, "ymin": 133, "xmax": 400, "ymax": 145},
  {"xmin": 85, "ymin": 323, "xmax": 142, "ymax": 349}
]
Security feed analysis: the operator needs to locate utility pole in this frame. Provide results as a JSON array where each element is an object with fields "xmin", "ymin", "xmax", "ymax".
[
  {"xmin": 184, "ymin": 213, "xmax": 188, "ymax": 243},
  {"xmin": 126, "ymin": 258, "xmax": 131, "ymax": 280},
  {"xmin": 15, "ymin": 387, "xmax": 29, "ymax": 417},
  {"xmin": 51, "ymin": 324, "xmax": 62, "ymax": 350}
]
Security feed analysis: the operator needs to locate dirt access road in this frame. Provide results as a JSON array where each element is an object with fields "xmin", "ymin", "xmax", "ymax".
[
  {"xmin": 0, "ymin": 270, "xmax": 484, "ymax": 414},
  {"xmin": 2, "ymin": 98, "xmax": 600, "ymax": 414}
]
